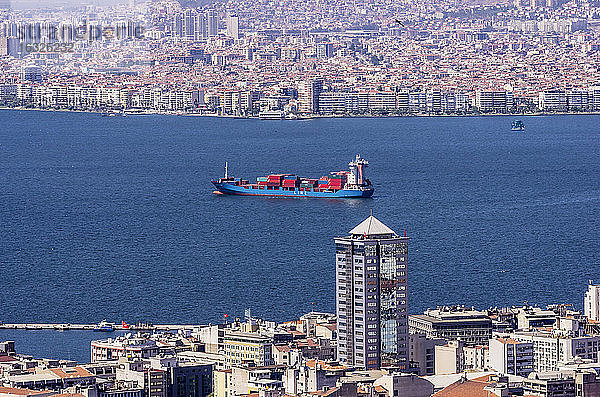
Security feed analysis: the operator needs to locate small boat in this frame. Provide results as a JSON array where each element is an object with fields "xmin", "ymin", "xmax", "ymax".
[
  {"xmin": 511, "ymin": 120, "xmax": 525, "ymax": 131},
  {"xmin": 94, "ymin": 320, "xmax": 115, "ymax": 332}
]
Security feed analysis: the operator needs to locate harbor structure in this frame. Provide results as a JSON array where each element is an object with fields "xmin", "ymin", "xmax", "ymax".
[{"xmin": 335, "ymin": 215, "xmax": 409, "ymax": 370}]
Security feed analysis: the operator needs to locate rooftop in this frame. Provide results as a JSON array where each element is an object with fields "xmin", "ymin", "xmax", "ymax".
[{"xmin": 348, "ymin": 215, "xmax": 397, "ymax": 238}]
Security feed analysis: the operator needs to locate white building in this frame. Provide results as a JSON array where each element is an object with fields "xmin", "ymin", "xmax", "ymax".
[
  {"xmin": 510, "ymin": 331, "xmax": 600, "ymax": 372},
  {"xmin": 489, "ymin": 337, "xmax": 534, "ymax": 377},
  {"xmin": 226, "ymin": 14, "xmax": 239, "ymax": 40},
  {"xmin": 434, "ymin": 340, "xmax": 463, "ymax": 375},
  {"xmin": 584, "ymin": 282, "xmax": 600, "ymax": 321},
  {"xmin": 464, "ymin": 345, "xmax": 489, "ymax": 372}
]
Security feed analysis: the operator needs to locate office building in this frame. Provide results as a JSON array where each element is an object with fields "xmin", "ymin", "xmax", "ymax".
[
  {"xmin": 522, "ymin": 372, "xmax": 576, "ymax": 396},
  {"xmin": 409, "ymin": 306, "xmax": 492, "ymax": 346},
  {"xmin": 0, "ymin": 1, "xmax": 8, "ymax": 14},
  {"xmin": 335, "ymin": 215, "xmax": 409, "ymax": 370},
  {"xmin": 91, "ymin": 335, "xmax": 174, "ymax": 362},
  {"xmin": 0, "ymin": 0, "xmax": 9, "ymax": 21},
  {"xmin": 116, "ymin": 358, "xmax": 168, "ymax": 397},
  {"xmin": 584, "ymin": 282, "xmax": 600, "ymax": 321},
  {"xmin": 475, "ymin": 90, "xmax": 514, "ymax": 113},
  {"xmin": 166, "ymin": 363, "xmax": 212, "ymax": 397},
  {"xmin": 516, "ymin": 307, "xmax": 558, "ymax": 330}
]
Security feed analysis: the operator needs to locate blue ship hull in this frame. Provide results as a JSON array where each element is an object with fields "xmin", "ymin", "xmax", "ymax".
[
  {"xmin": 212, "ymin": 182, "xmax": 374, "ymax": 198},
  {"xmin": 93, "ymin": 327, "xmax": 114, "ymax": 332}
]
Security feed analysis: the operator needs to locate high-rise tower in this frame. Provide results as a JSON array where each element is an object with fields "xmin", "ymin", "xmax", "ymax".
[
  {"xmin": 206, "ymin": 10, "xmax": 218, "ymax": 37},
  {"xmin": 226, "ymin": 14, "xmax": 239, "ymax": 40},
  {"xmin": 298, "ymin": 78, "xmax": 323, "ymax": 114},
  {"xmin": 335, "ymin": 215, "xmax": 409, "ymax": 370}
]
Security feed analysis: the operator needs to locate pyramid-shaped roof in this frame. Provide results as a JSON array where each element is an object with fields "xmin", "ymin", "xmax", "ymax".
[{"xmin": 349, "ymin": 215, "xmax": 397, "ymax": 237}]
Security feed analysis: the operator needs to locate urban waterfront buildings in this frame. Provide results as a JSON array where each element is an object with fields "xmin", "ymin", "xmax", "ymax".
[
  {"xmin": 4, "ymin": 284, "xmax": 600, "ymax": 397},
  {"xmin": 335, "ymin": 215, "xmax": 409, "ymax": 370},
  {"xmin": 0, "ymin": 0, "xmax": 599, "ymax": 117}
]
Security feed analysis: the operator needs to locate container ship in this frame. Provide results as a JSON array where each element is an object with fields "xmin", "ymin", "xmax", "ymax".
[{"xmin": 211, "ymin": 155, "xmax": 374, "ymax": 198}]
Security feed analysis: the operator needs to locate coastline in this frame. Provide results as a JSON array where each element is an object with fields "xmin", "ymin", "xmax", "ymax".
[{"xmin": 2, "ymin": 106, "xmax": 600, "ymax": 119}]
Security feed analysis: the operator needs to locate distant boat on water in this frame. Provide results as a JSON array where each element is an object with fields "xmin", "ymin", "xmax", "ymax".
[
  {"xmin": 511, "ymin": 120, "xmax": 525, "ymax": 131},
  {"xmin": 93, "ymin": 320, "xmax": 115, "ymax": 332}
]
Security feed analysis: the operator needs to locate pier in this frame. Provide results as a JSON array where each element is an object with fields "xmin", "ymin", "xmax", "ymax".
[{"xmin": 0, "ymin": 323, "xmax": 201, "ymax": 331}]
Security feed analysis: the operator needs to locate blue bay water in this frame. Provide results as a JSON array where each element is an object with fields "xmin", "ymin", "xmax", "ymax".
[{"xmin": 0, "ymin": 110, "xmax": 599, "ymax": 362}]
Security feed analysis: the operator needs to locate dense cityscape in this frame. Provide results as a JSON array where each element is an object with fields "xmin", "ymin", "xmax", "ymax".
[
  {"xmin": 1, "ymin": 0, "xmax": 599, "ymax": 396},
  {"xmin": 1, "ymin": 0, "xmax": 600, "ymax": 117},
  {"xmin": 2, "ymin": 216, "xmax": 600, "ymax": 396}
]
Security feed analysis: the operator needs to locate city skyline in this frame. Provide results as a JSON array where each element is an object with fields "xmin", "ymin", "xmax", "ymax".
[
  {"xmin": 1, "ymin": 0, "xmax": 599, "ymax": 395},
  {"xmin": 1, "ymin": 0, "xmax": 600, "ymax": 117}
]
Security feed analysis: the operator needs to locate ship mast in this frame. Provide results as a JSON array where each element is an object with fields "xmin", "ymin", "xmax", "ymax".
[{"xmin": 225, "ymin": 162, "xmax": 228, "ymax": 179}]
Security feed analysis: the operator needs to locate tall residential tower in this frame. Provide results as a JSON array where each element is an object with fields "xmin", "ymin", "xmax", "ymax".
[{"xmin": 335, "ymin": 215, "xmax": 409, "ymax": 370}]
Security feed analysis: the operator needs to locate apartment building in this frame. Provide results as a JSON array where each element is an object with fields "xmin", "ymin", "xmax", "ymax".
[
  {"xmin": 489, "ymin": 337, "xmax": 534, "ymax": 377},
  {"xmin": 511, "ymin": 331, "xmax": 600, "ymax": 372},
  {"xmin": 223, "ymin": 331, "xmax": 273, "ymax": 367},
  {"xmin": 335, "ymin": 215, "xmax": 410, "ymax": 370}
]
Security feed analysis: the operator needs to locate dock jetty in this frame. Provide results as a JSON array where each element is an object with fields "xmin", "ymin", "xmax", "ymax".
[{"xmin": 0, "ymin": 323, "xmax": 200, "ymax": 331}]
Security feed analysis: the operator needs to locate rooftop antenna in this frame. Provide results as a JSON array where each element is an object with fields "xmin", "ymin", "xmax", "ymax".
[{"xmin": 225, "ymin": 161, "xmax": 228, "ymax": 179}]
